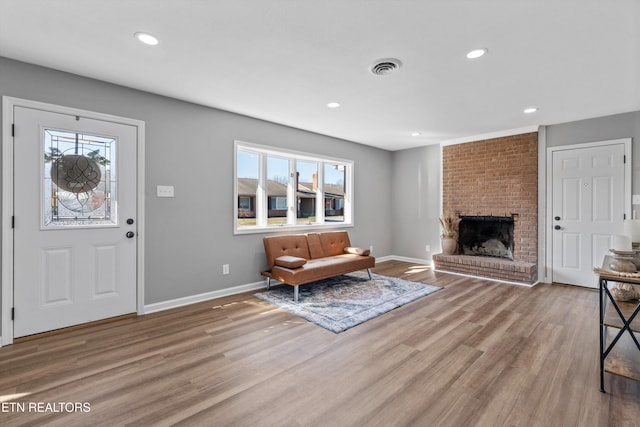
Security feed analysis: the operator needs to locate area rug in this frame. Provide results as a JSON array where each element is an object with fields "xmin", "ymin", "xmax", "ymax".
[{"xmin": 253, "ymin": 271, "xmax": 442, "ymax": 333}]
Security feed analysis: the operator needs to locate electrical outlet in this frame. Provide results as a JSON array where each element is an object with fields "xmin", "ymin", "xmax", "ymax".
[
  {"xmin": 425, "ymin": 245, "xmax": 431, "ymax": 252},
  {"xmin": 222, "ymin": 264, "xmax": 230, "ymax": 275},
  {"xmin": 369, "ymin": 245, "xmax": 374, "ymax": 253}
]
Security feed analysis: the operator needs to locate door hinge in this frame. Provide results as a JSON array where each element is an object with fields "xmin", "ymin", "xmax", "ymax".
[
  {"xmin": 11, "ymin": 216, "xmax": 15, "ymax": 228},
  {"xmin": 11, "ymin": 307, "xmax": 15, "ymax": 321},
  {"xmin": 624, "ymin": 213, "xmax": 627, "ymax": 220},
  {"xmin": 11, "ymin": 123, "xmax": 15, "ymax": 137},
  {"xmin": 624, "ymin": 155, "xmax": 627, "ymax": 163}
]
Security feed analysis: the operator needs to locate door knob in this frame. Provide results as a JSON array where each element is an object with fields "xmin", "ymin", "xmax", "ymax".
[
  {"xmin": 126, "ymin": 231, "xmax": 135, "ymax": 238},
  {"xmin": 554, "ymin": 225, "xmax": 561, "ymax": 230},
  {"xmin": 554, "ymin": 216, "xmax": 561, "ymax": 221}
]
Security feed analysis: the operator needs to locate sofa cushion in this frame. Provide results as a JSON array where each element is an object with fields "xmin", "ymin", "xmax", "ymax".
[
  {"xmin": 262, "ymin": 234, "xmax": 311, "ymax": 269},
  {"xmin": 319, "ymin": 231, "xmax": 352, "ymax": 256},
  {"xmin": 271, "ymin": 254, "xmax": 375, "ymax": 285},
  {"xmin": 306, "ymin": 233, "xmax": 325, "ymax": 259},
  {"xmin": 344, "ymin": 246, "xmax": 371, "ymax": 256},
  {"xmin": 274, "ymin": 255, "xmax": 307, "ymax": 269}
]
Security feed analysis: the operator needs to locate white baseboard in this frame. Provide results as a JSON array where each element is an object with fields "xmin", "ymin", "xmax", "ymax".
[
  {"xmin": 375, "ymin": 255, "xmax": 432, "ymax": 265},
  {"xmin": 143, "ymin": 280, "xmax": 266, "ymax": 314},
  {"xmin": 3, "ymin": 257, "xmax": 539, "ymax": 338},
  {"xmin": 0, "ymin": 256, "xmax": 537, "ymax": 340},
  {"xmin": 143, "ymin": 256, "xmax": 433, "ymax": 316}
]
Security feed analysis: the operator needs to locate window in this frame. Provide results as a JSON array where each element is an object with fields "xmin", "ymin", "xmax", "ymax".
[
  {"xmin": 238, "ymin": 196, "xmax": 251, "ymax": 210},
  {"xmin": 296, "ymin": 160, "xmax": 317, "ymax": 224},
  {"xmin": 235, "ymin": 141, "xmax": 353, "ymax": 234},
  {"xmin": 43, "ymin": 129, "xmax": 116, "ymax": 228},
  {"xmin": 272, "ymin": 197, "xmax": 287, "ymax": 210},
  {"xmin": 267, "ymin": 156, "xmax": 289, "ymax": 223},
  {"xmin": 324, "ymin": 163, "xmax": 345, "ymax": 222}
]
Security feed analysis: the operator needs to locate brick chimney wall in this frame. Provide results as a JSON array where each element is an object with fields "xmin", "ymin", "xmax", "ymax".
[{"xmin": 442, "ymin": 132, "xmax": 538, "ymax": 265}]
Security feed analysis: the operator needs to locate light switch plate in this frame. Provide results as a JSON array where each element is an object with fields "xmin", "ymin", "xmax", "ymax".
[{"xmin": 157, "ymin": 185, "xmax": 174, "ymax": 198}]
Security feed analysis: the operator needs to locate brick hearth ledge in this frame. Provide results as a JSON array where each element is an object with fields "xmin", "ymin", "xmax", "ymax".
[{"xmin": 432, "ymin": 253, "xmax": 537, "ymax": 284}]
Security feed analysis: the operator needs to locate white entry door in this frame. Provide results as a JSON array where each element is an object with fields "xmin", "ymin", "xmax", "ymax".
[
  {"xmin": 551, "ymin": 142, "xmax": 627, "ymax": 288},
  {"xmin": 13, "ymin": 106, "xmax": 138, "ymax": 337}
]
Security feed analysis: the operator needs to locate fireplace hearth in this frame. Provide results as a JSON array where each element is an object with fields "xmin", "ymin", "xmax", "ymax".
[{"xmin": 458, "ymin": 216, "xmax": 515, "ymax": 260}]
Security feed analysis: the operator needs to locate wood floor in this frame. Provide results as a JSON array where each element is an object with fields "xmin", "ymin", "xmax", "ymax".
[{"xmin": 1, "ymin": 260, "xmax": 638, "ymax": 426}]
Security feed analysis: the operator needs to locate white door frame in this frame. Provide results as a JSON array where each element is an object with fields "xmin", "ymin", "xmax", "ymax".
[
  {"xmin": 1, "ymin": 96, "xmax": 146, "ymax": 346},
  {"xmin": 545, "ymin": 138, "xmax": 632, "ymax": 283}
]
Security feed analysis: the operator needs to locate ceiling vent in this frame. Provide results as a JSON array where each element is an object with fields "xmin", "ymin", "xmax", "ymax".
[{"xmin": 370, "ymin": 58, "xmax": 402, "ymax": 76}]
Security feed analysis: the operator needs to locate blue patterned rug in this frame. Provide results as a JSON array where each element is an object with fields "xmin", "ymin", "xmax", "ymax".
[{"xmin": 253, "ymin": 271, "xmax": 442, "ymax": 333}]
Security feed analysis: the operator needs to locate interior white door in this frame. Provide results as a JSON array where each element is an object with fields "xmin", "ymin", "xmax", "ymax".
[
  {"xmin": 13, "ymin": 106, "xmax": 137, "ymax": 337},
  {"xmin": 551, "ymin": 143, "xmax": 626, "ymax": 288}
]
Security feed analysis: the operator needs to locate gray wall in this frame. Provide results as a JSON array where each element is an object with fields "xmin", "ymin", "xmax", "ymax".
[
  {"xmin": 390, "ymin": 144, "xmax": 441, "ymax": 261},
  {"xmin": 545, "ymin": 111, "xmax": 640, "ymax": 194},
  {"xmin": 0, "ymin": 57, "xmax": 393, "ymax": 312}
]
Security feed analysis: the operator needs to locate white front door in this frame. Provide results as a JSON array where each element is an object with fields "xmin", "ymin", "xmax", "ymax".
[
  {"xmin": 12, "ymin": 106, "xmax": 138, "ymax": 337},
  {"xmin": 551, "ymin": 142, "xmax": 627, "ymax": 288}
]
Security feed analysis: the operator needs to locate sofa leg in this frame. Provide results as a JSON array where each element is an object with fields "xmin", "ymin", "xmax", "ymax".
[
  {"xmin": 367, "ymin": 268, "xmax": 372, "ymax": 280},
  {"xmin": 294, "ymin": 286, "xmax": 299, "ymax": 302},
  {"xmin": 266, "ymin": 277, "xmax": 271, "ymax": 290}
]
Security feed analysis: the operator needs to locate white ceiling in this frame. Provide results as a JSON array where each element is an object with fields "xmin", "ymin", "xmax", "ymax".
[{"xmin": 1, "ymin": 0, "xmax": 639, "ymax": 151}]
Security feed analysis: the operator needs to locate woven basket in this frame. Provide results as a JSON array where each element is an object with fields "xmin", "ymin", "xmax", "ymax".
[{"xmin": 611, "ymin": 282, "xmax": 640, "ymax": 302}]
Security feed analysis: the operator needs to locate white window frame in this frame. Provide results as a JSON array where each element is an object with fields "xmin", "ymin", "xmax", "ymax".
[{"xmin": 234, "ymin": 140, "xmax": 354, "ymax": 234}]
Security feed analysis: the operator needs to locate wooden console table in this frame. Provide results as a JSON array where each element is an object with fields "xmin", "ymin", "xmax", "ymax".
[{"xmin": 598, "ymin": 257, "xmax": 640, "ymax": 393}]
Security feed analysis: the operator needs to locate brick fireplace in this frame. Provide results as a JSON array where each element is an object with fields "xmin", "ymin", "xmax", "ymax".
[{"xmin": 433, "ymin": 132, "xmax": 538, "ymax": 284}]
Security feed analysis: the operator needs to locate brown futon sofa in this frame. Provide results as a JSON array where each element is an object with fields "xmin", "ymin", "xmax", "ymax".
[{"xmin": 261, "ymin": 231, "xmax": 376, "ymax": 301}]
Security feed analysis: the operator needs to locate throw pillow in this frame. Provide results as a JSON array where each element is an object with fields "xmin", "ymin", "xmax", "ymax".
[
  {"xmin": 274, "ymin": 255, "xmax": 307, "ymax": 269},
  {"xmin": 344, "ymin": 246, "xmax": 371, "ymax": 256}
]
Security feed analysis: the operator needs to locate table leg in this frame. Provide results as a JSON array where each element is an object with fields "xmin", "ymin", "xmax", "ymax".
[{"xmin": 600, "ymin": 277, "xmax": 606, "ymax": 393}]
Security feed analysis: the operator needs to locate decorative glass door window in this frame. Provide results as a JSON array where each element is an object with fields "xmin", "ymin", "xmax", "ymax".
[{"xmin": 42, "ymin": 129, "xmax": 117, "ymax": 228}]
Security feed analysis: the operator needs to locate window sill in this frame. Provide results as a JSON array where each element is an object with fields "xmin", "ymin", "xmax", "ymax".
[{"xmin": 234, "ymin": 222, "xmax": 353, "ymax": 235}]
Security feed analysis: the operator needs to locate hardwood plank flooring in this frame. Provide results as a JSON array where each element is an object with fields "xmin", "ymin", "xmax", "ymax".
[{"xmin": 0, "ymin": 260, "xmax": 638, "ymax": 426}]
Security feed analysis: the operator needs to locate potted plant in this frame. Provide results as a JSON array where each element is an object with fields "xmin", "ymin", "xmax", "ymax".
[{"xmin": 439, "ymin": 212, "xmax": 460, "ymax": 255}]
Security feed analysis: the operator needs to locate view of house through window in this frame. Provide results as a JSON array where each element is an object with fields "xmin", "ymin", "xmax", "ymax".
[
  {"xmin": 324, "ymin": 163, "xmax": 345, "ymax": 222},
  {"xmin": 296, "ymin": 160, "xmax": 318, "ymax": 224},
  {"xmin": 236, "ymin": 150, "xmax": 259, "ymax": 225},
  {"xmin": 267, "ymin": 156, "xmax": 289, "ymax": 224},
  {"xmin": 235, "ymin": 141, "xmax": 353, "ymax": 233}
]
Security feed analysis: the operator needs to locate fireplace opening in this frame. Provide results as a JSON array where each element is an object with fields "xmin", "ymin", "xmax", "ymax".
[{"xmin": 458, "ymin": 216, "xmax": 515, "ymax": 260}]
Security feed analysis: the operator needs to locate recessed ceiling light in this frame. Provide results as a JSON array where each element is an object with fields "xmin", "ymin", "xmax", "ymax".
[
  {"xmin": 411, "ymin": 132, "xmax": 422, "ymax": 137},
  {"xmin": 326, "ymin": 102, "xmax": 341, "ymax": 108},
  {"xmin": 466, "ymin": 48, "xmax": 487, "ymax": 59},
  {"xmin": 135, "ymin": 32, "xmax": 159, "ymax": 46},
  {"xmin": 523, "ymin": 107, "xmax": 538, "ymax": 114}
]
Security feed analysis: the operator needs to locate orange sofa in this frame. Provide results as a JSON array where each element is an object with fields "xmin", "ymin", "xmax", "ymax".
[{"xmin": 261, "ymin": 231, "xmax": 375, "ymax": 301}]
